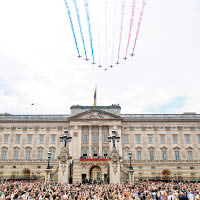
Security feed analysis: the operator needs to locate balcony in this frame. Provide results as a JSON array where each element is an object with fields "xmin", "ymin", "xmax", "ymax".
[{"xmin": 80, "ymin": 156, "xmax": 108, "ymax": 162}]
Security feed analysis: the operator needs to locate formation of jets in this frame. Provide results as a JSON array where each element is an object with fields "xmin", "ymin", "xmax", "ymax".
[{"xmin": 76, "ymin": 52, "xmax": 135, "ymax": 71}]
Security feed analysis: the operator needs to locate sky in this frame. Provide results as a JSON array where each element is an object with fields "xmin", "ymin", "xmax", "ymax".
[{"xmin": 0, "ymin": 0, "xmax": 199, "ymax": 115}]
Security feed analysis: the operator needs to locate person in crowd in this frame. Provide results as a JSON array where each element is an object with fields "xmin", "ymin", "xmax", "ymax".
[{"xmin": 0, "ymin": 181, "xmax": 200, "ymax": 200}]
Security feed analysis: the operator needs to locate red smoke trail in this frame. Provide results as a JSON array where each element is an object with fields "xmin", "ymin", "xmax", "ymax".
[
  {"xmin": 132, "ymin": 0, "xmax": 146, "ymax": 55},
  {"xmin": 124, "ymin": 0, "xmax": 136, "ymax": 59},
  {"xmin": 116, "ymin": 1, "xmax": 125, "ymax": 64}
]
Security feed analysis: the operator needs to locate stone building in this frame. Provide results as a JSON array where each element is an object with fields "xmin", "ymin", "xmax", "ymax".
[{"xmin": 0, "ymin": 104, "xmax": 200, "ymax": 182}]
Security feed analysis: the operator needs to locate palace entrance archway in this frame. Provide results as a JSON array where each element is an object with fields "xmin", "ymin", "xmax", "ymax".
[{"xmin": 90, "ymin": 166, "xmax": 102, "ymax": 182}]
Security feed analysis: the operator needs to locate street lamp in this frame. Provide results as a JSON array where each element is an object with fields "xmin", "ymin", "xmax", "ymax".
[
  {"xmin": 60, "ymin": 129, "xmax": 72, "ymax": 147},
  {"xmin": 47, "ymin": 151, "xmax": 52, "ymax": 169},
  {"xmin": 128, "ymin": 152, "xmax": 133, "ymax": 171},
  {"xmin": 108, "ymin": 130, "xmax": 120, "ymax": 148},
  {"xmin": 128, "ymin": 151, "xmax": 134, "ymax": 184}
]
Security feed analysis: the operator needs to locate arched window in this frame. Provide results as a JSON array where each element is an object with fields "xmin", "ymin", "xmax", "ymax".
[
  {"xmin": 13, "ymin": 147, "xmax": 20, "ymax": 160},
  {"xmin": 25, "ymin": 147, "xmax": 32, "ymax": 160},
  {"xmin": 37, "ymin": 147, "xmax": 44, "ymax": 161},
  {"xmin": 1, "ymin": 147, "xmax": 8, "ymax": 160}
]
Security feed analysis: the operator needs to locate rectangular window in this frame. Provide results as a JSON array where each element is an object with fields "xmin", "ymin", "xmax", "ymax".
[
  {"xmin": 38, "ymin": 151, "xmax": 43, "ymax": 160},
  {"xmin": 136, "ymin": 135, "xmax": 141, "ymax": 144},
  {"xmin": 83, "ymin": 135, "xmax": 88, "ymax": 143},
  {"xmin": 4, "ymin": 135, "xmax": 8, "ymax": 143},
  {"xmin": 125, "ymin": 152, "xmax": 129, "ymax": 160},
  {"xmin": 2, "ymin": 151, "xmax": 7, "ymax": 160},
  {"xmin": 26, "ymin": 151, "xmax": 30, "ymax": 160},
  {"xmin": 83, "ymin": 149, "xmax": 87, "ymax": 157},
  {"xmin": 173, "ymin": 135, "xmax": 178, "ymax": 144},
  {"xmin": 27, "ymin": 135, "xmax": 32, "ymax": 143},
  {"xmin": 198, "ymin": 135, "xmax": 200, "ymax": 144},
  {"xmin": 162, "ymin": 152, "xmax": 167, "ymax": 161},
  {"xmin": 185, "ymin": 135, "xmax": 190, "ymax": 144},
  {"xmin": 150, "ymin": 151, "xmax": 154, "ymax": 160},
  {"xmin": 137, "ymin": 151, "xmax": 141, "ymax": 160},
  {"xmin": 16, "ymin": 135, "xmax": 20, "ymax": 144},
  {"xmin": 160, "ymin": 135, "xmax": 165, "ymax": 144},
  {"xmin": 93, "ymin": 149, "xmax": 97, "ymax": 157},
  {"xmin": 51, "ymin": 135, "xmax": 56, "ymax": 144},
  {"xmin": 124, "ymin": 135, "xmax": 129, "ymax": 144},
  {"xmin": 188, "ymin": 151, "xmax": 193, "ymax": 160},
  {"xmin": 39, "ymin": 135, "xmax": 44, "ymax": 143},
  {"xmin": 148, "ymin": 136, "xmax": 153, "ymax": 144},
  {"xmin": 14, "ymin": 151, "xmax": 18, "ymax": 160},
  {"xmin": 51, "ymin": 151, "xmax": 55, "ymax": 160},
  {"xmin": 104, "ymin": 135, "xmax": 108, "ymax": 143},
  {"xmin": 104, "ymin": 150, "xmax": 108, "ymax": 157},
  {"xmin": 175, "ymin": 151, "xmax": 180, "ymax": 160},
  {"xmin": 93, "ymin": 135, "xmax": 98, "ymax": 144}
]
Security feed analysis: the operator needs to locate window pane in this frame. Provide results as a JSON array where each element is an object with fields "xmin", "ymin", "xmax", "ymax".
[
  {"xmin": 150, "ymin": 151, "xmax": 154, "ymax": 160},
  {"xmin": 16, "ymin": 136, "xmax": 20, "ymax": 144},
  {"xmin": 2, "ymin": 151, "xmax": 7, "ymax": 160},
  {"xmin": 28, "ymin": 135, "xmax": 32, "ymax": 143},
  {"xmin": 83, "ymin": 135, "xmax": 88, "ymax": 143},
  {"xmin": 173, "ymin": 135, "xmax": 177, "ymax": 144},
  {"xmin": 93, "ymin": 149, "xmax": 97, "ymax": 156},
  {"xmin": 188, "ymin": 151, "xmax": 192, "ymax": 160},
  {"xmin": 124, "ymin": 135, "xmax": 129, "ymax": 144},
  {"xmin": 26, "ymin": 151, "xmax": 30, "ymax": 160},
  {"xmin": 162, "ymin": 152, "xmax": 167, "ymax": 160},
  {"xmin": 137, "ymin": 151, "xmax": 141, "ymax": 160},
  {"xmin": 39, "ymin": 135, "xmax": 44, "ymax": 143},
  {"xmin": 14, "ymin": 151, "xmax": 18, "ymax": 160},
  {"xmin": 185, "ymin": 135, "xmax": 190, "ymax": 144},
  {"xmin": 175, "ymin": 151, "xmax": 180, "ymax": 160},
  {"xmin": 38, "ymin": 151, "xmax": 43, "ymax": 160},
  {"xmin": 104, "ymin": 135, "xmax": 108, "ymax": 143},
  {"xmin": 136, "ymin": 135, "xmax": 141, "ymax": 144},
  {"xmin": 148, "ymin": 136, "xmax": 153, "ymax": 143},
  {"xmin": 51, "ymin": 136, "xmax": 56, "ymax": 143},
  {"xmin": 4, "ymin": 135, "xmax": 8, "ymax": 143},
  {"xmin": 198, "ymin": 136, "xmax": 200, "ymax": 144},
  {"xmin": 93, "ymin": 135, "xmax": 98, "ymax": 143},
  {"xmin": 161, "ymin": 136, "xmax": 165, "ymax": 144},
  {"xmin": 51, "ymin": 151, "xmax": 55, "ymax": 160}
]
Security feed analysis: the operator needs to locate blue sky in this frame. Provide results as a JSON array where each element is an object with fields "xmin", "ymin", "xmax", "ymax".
[{"xmin": 0, "ymin": 0, "xmax": 199, "ymax": 114}]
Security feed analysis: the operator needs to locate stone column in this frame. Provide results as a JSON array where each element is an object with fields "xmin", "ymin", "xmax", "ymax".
[
  {"xmin": 77, "ymin": 126, "xmax": 82, "ymax": 158},
  {"xmin": 129, "ymin": 170, "xmax": 134, "ymax": 184},
  {"xmin": 58, "ymin": 147, "xmax": 70, "ymax": 184},
  {"xmin": 89, "ymin": 126, "xmax": 92, "ymax": 157},
  {"xmin": 108, "ymin": 148, "xmax": 121, "ymax": 184},
  {"xmin": 99, "ymin": 126, "xmax": 102, "ymax": 156},
  {"xmin": 44, "ymin": 169, "xmax": 52, "ymax": 184}
]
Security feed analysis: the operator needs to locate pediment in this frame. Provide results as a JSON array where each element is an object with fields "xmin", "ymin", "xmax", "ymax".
[{"xmin": 69, "ymin": 109, "xmax": 121, "ymax": 120}]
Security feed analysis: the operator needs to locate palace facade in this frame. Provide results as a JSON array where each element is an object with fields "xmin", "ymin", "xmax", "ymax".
[{"xmin": 0, "ymin": 105, "xmax": 200, "ymax": 182}]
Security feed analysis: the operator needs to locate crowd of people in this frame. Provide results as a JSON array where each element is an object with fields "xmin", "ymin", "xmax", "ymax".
[{"xmin": 0, "ymin": 181, "xmax": 200, "ymax": 200}]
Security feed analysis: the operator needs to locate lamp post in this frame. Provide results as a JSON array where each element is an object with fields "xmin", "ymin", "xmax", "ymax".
[
  {"xmin": 47, "ymin": 151, "xmax": 51, "ymax": 169},
  {"xmin": 108, "ymin": 130, "xmax": 120, "ymax": 148},
  {"xmin": 60, "ymin": 129, "xmax": 72, "ymax": 147},
  {"xmin": 45, "ymin": 151, "xmax": 52, "ymax": 183},
  {"xmin": 128, "ymin": 152, "xmax": 134, "ymax": 184}
]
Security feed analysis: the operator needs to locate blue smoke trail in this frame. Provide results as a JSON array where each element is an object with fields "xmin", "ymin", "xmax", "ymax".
[
  {"xmin": 73, "ymin": 0, "xmax": 88, "ymax": 60},
  {"xmin": 64, "ymin": 0, "xmax": 80, "ymax": 57},
  {"xmin": 84, "ymin": 0, "xmax": 95, "ymax": 64}
]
